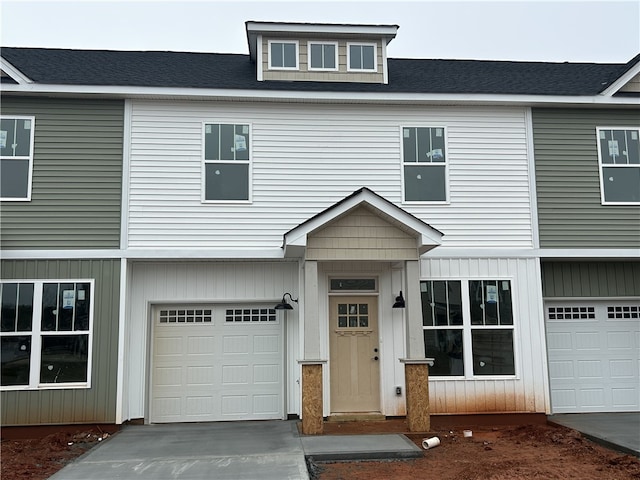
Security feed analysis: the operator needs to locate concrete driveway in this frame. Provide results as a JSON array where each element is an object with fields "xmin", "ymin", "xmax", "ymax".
[
  {"xmin": 48, "ymin": 420, "xmax": 421, "ymax": 480},
  {"xmin": 48, "ymin": 421, "xmax": 310, "ymax": 480}
]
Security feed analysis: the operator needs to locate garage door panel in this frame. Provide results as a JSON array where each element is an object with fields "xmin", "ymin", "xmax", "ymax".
[
  {"xmin": 151, "ymin": 305, "xmax": 283, "ymax": 423},
  {"xmin": 547, "ymin": 301, "xmax": 640, "ymax": 413}
]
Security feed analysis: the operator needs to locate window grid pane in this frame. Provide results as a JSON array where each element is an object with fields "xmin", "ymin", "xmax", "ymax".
[{"xmin": 225, "ymin": 307, "xmax": 276, "ymax": 322}]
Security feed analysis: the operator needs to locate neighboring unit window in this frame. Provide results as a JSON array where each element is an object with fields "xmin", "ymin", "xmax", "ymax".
[
  {"xmin": 348, "ymin": 43, "xmax": 376, "ymax": 71},
  {"xmin": 403, "ymin": 127, "xmax": 447, "ymax": 202},
  {"xmin": 269, "ymin": 41, "xmax": 298, "ymax": 69},
  {"xmin": 308, "ymin": 42, "xmax": 337, "ymax": 70},
  {"xmin": 420, "ymin": 279, "xmax": 516, "ymax": 377},
  {"xmin": 203, "ymin": 123, "xmax": 250, "ymax": 201},
  {"xmin": 1, "ymin": 281, "xmax": 93, "ymax": 390},
  {"xmin": 597, "ymin": 128, "xmax": 640, "ymax": 204},
  {"xmin": 0, "ymin": 116, "xmax": 35, "ymax": 201}
]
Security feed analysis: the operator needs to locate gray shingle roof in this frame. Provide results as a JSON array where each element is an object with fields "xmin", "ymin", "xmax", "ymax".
[{"xmin": 1, "ymin": 47, "xmax": 637, "ymax": 96}]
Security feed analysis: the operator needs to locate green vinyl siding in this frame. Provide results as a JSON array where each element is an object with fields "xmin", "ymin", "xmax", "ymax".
[
  {"xmin": 542, "ymin": 261, "xmax": 640, "ymax": 297},
  {"xmin": 1, "ymin": 97, "xmax": 124, "ymax": 249},
  {"xmin": 1, "ymin": 259, "xmax": 120, "ymax": 425},
  {"xmin": 532, "ymin": 108, "xmax": 640, "ymax": 248}
]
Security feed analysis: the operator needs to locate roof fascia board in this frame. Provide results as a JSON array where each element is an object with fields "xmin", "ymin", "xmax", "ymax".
[
  {"xmin": 601, "ymin": 60, "xmax": 640, "ymax": 96},
  {"xmin": 2, "ymin": 83, "xmax": 639, "ymax": 106},
  {"xmin": 284, "ymin": 189, "xmax": 442, "ymax": 248},
  {"xmin": 246, "ymin": 22, "xmax": 399, "ymax": 38},
  {"xmin": 0, "ymin": 57, "xmax": 33, "ymax": 84}
]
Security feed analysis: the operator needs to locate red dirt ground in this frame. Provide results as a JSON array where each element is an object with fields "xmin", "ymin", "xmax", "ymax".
[
  {"xmin": 313, "ymin": 420, "xmax": 640, "ymax": 480},
  {"xmin": 2, "ymin": 421, "xmax": 639, "ymax": 480}
]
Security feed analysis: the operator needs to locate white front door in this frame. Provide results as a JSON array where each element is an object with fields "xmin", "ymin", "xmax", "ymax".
[
  {"xmin": 546, "ymin": 300, "xmax": 640, "ymax": 413},
  {"xmin": 150, "ymin": 305, "xmax": 283, "ymax": 423},
  {"xmin": 329, "ymin": 296, "xmax": 381, "ymax": 413}
]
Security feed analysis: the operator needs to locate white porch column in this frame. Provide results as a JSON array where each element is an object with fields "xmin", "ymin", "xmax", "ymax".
[
  {"xmin": 303, "ymin": 260, "xmax": 320, "ymax": 359},
  {"xmin": 404, "ymin": 259, "xmax": 425, "ymax": 359}
]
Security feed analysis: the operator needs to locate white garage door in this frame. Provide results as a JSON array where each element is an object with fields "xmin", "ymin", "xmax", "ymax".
[
  {"xmin": 546, "ymin": 301, "xmax": 640, "ymax": 413},
  {"xmin": 151, "ymin": 305, "xmax": 283, "ymax": 423}
]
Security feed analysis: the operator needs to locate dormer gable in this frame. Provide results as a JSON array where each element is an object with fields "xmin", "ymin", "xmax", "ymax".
[{"xmin": 245, "ymin": 21, "xmax": 398, "ymax": 84}]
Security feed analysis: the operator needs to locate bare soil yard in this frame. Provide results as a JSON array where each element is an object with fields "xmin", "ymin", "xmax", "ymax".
[{"xmin": 2, "ymin": 420, "xmax": 638, "ymax": 480}]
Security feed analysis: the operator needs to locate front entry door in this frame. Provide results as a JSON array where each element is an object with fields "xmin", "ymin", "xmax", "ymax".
[{"xmin": 329, "ymin": 296, "xmax": 380, "ymax": 413}]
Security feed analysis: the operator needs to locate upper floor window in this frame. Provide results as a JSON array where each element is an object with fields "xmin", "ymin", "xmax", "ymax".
[
  {"xmin": 597, "ymin": 127, "xmax": 640, "ymax": 204},
  {"xmin": 308, "ymin": 42, "xmax": 338, "ymax": 71},
  {"xmin": 347, "ymin": 43, "xmax": 376, "ymax": 71},
  {"xmin": 1, "ymin": 116, "xmax": 35, "ymax": 201},
  {"xmin": 402, "ymin": 126, "xmax": 448, "ymax": 202},
  {"xmin": 1, "ymin": 280, "xmax": 93, "ymax": 390},
  {"xmin": 421, "ymin": 279, "xmax": 515, "ymax": 377},
  {"xmin": 203, "ymin": 123, "xmax": 250, "ymax": 202},
  {"xmin": 269, "ymin": 41, "xmax": 298, "ymax": 69}
]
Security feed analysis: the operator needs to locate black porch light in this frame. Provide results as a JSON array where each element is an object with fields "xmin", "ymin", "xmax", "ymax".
[
  {"xmin": 275, "ymin": 292, "xmax": 298, "ymax": 310},
  {"xmin": 393, "ymin": 291, "xmax": 406, "ymax": 309}
]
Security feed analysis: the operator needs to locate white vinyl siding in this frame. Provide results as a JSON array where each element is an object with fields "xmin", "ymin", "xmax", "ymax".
[
  {"xmin": 127, "ymin": 101, "xmax": 533, "ymax": 249},
  {"xmin": 421, "ymin": 257, "xmax": 547, "ymax": 414}
]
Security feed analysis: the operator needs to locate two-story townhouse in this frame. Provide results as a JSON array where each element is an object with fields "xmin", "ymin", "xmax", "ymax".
[
  {"xmin": 1, "ymin": 21, "xmax": 638, "ymax": 433},
  {"xmin": 0, "ymin": 92, "xmax": 124, "ymax": 427},
  {"xmin": 531, "ymin": 58, "xmax": 640, "ymax": 414}
]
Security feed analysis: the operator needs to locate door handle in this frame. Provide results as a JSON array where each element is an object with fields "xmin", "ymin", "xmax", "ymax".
[{"xmin": 373, "ymin": 356, "xmax": 379, "ymax": 361}]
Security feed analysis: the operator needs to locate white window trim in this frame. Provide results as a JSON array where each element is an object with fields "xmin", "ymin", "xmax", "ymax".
[
  {"xmin": 346, "ymin": 42, "xmax": 378, "ymax": 72},
  {"xmin": 307, "ymin": 41, "xmax": 339, "ymax": 72},
  {"xmin": 596, "ymin": 126, "xmax": 640, "ymax": 205},
  {"xmin": 421, "ymin": 277, "xmax": 519, "ymax": 380},
  {"xmin": 0, "ymin": 115, "xmax": 35, "ymax": 201},
  {"xmin": 0, "ymin": 279, "xmax": 94, "ymax": 391},
  {"xmin": 400, "ymin": 125, "xmax": 450, "ymax": 204},
  {"xmin": 267, "ymin": 39, "xmax": 299, "ymax": 70},
  {"xmin": 201, "ymin": 122, "xmax": 253, "ymax": 204}
]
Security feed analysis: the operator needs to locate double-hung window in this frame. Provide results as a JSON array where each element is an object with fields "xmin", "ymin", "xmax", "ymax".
[
  {"xmin": 347, "ymin": 43, "xmax": 376, "ymax": 71},
  {"xmin": 421, "ymin": 279, "xmax": 516, "ymax": 377},
  {"xmin": 1, "ymin": 280, "xmax": 93, "ymax": 390},
  {"xmin": 1, "ymin": 116, "xmax": 35, "ymax": 201},
  {"xmin": 596, "ymin": 127, "xmax": 640, "ymax": 204},
  {"xmin": 308, "ymin": 42, "xmax": 338, "ymax": 71},
  {"xmin": 402, "ymin": 126, "xmax": 448, "ymax": 202},
  {"xmin": 203, "ymin": 123, "xmax": 250, "ymax": 202},
  {"xmin": 269, "ymin": 41, "xmax": 298, "ymax": 69}
]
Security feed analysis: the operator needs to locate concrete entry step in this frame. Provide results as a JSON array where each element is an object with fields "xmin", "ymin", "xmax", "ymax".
[{"xmin": 327, "ymin": 413, "xmax": 386, "ymax": 422}]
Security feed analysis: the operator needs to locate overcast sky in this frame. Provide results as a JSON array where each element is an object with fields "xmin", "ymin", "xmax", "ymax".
[{"xmin": 1, "ymin": 0, "xmax": 639, "ymax": 63}]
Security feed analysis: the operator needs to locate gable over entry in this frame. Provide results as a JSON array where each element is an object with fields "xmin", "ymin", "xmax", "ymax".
[{"xmin": 283, "ymin": 187, "xmax": 443, "ymax": 259}]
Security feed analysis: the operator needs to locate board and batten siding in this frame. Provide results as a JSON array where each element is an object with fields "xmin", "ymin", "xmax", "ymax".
[
  {"xmin": 421, "ymin": 257, "xmax": 548, "ymax": 414},
  {"xmin": 1, "ymin": 259, "xmax": 120, "ymax": 425},
  {"xmin": 542, "ymin": 261, "xmax": 640, "ymax": 297},
  {"xmin": 128, "ymin": 101, "xmax": 533, "ymax": 249},
  {"xmin": 123, "ymin": 261, "xmax": 299, "ymax": 422},
  {"xmin": 532, "ymin": 108, "xmax": 640, "ymax": 248},
  {"xmin": 1, "ymin": 97, "xmax": 124, "ymax": 249}
]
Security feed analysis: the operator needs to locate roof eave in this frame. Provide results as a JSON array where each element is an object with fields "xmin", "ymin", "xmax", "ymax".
[{"xmin": 2, "ymin": 83, "xmax": 639, "ymax": 106}]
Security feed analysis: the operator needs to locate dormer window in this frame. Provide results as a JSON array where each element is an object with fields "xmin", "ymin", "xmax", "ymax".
[
  {"xmin": 348, "ymin": 43, "xmax": 377, "ymax": 71},
  {"xmin": 269, "ymin": 40, "xmax": 298, "ymax": 70},
  {"xmin": 308, "ymin": 42, "xmax": 338, "ymax": 71}
]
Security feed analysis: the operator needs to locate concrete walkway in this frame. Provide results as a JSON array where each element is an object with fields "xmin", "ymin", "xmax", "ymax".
[
  {"xmin": 48, "ymin": 420, "xmax": 421, "ymax": 480},
  {"xmin": 548, "ymin": 413, "xmax": 640, "ymax": 457}
]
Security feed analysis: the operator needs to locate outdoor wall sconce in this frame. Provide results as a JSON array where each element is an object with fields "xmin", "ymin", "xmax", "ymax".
[
  {"xmin": 393, "ymin": 291, "xmax": 406, "ymax": 309},
  {"xmin": 275, "ymin": 292, "xmax": 298, "ymax": 310}
]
